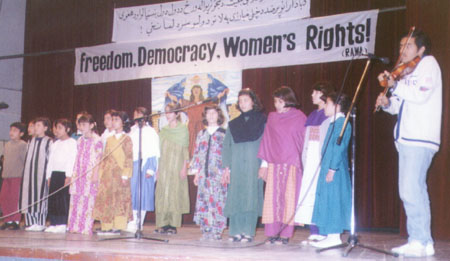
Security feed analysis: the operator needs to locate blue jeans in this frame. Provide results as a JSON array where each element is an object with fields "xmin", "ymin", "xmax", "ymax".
[{"xmin": 397, "ymin": 143, "xmax": 436, "ymax": 245}]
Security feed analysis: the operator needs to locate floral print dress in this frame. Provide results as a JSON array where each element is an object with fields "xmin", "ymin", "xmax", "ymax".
[{"xmin": 191, "ymin": 127, "xmax": 228, "ymax": 236}]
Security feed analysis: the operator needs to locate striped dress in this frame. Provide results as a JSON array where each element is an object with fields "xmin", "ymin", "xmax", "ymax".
[{"xmin": 19, "ymin": 136, "xmax": 52, "ymax": 226}]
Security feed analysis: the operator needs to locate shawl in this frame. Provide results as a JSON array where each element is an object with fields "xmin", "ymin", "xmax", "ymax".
[
  {"xmin": 305, "ymin": 109, "xmax": 328, "ymax": 127},
  {"xmin": 159, "ymin": 122, "xmax": 189, "ymax": 148},
  {"xmin": 228, "ymin": 110, "xmax": 266, "ymax": 143},
  {"xmin": 258, "ymin": 108, "xmax": 306, "ymax": 168}
]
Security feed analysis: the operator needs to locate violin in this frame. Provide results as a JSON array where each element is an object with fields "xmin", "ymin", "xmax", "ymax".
[
  {"xmin": 379, "ymin": 56, "xmax": 421, "ymax": 87},
  {"xmin": 374, "ymin": 26, "xmax": 419, "ymax": 113}
]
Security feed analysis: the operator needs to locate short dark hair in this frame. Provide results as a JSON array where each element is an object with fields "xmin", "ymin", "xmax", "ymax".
[
  {"xmin": 104, "ymin": 109, "xmax": 116, "ymax": 116},
  {"xmin": 273, "ymin": 86, "xmax": 300, "ymax": 108},
  {"xmin": 54, "ymin": 118, "xmax": 72, "ymax": 134},
  {"xmin": 10, "ymin": 122, "xmax": 26, "ymax": 134},
  {"xmin": 402, "ymin": 30, "xmax": 432, "ymax": 56},
  {"xmin": 236, "ymin": 88, "xmax": 263, "ymax": 112},
  {"xmin": 327, "ymin": 92, "xmax": 351, "ymax": 114},
  {"xmin": 202, "ymin": 104, "xmax": 225, "ymax": 126},
  {"xmin": 134, "ymin": 107, "xmax": 148, "ymax": 117},
  {"xmin": 111, "ymin": 111, "xmax": 131, "ymax": 133},
  {"xmin": 76, "ymin": 111, "xmax": 89, "ymax": 118},
  {"xmin": 312, "ymin": 81, "xmax": 333, "ymax": 102}
]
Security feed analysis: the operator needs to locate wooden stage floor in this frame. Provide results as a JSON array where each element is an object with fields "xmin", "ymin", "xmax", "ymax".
[{"xmin": 0, "ymin": 224, "xmax": 448, "ymax": 260}]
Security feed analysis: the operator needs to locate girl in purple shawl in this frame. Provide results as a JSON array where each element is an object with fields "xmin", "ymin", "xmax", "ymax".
[
  {"xmin": 258, "ymin": 86, "xmax": 307, "ymax": 245},
  {"xmin": 295, "ymin": 82, "xmax": 331, "ymax": 243}
]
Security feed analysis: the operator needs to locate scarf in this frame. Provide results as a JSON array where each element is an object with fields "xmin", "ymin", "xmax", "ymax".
[
  {"xmin": 228, "ymin": 110, "xmax": 266, "ymax": 143},
  {"xmin": 159, "ymin": 122, "xmax": 189, "ymax": 147}
]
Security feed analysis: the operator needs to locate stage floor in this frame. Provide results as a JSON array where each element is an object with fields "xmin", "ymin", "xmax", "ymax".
[{"xmin": 0, "ymin": 224, "xmax": 448, "ymax": 260}]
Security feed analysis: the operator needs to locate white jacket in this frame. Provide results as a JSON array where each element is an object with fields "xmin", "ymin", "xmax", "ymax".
[{"xmin": 383, "ymin": 55, "xmax": 442, "ymax": 151}]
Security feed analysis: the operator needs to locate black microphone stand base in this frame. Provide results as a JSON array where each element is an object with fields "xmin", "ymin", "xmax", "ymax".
[
  {"xmin": 316, "ymin": 234, "xmax": 398, "ymax": 257},
  {"xmin": 98, "ymin": 229, "xmax": 168, "ymax": 243}
]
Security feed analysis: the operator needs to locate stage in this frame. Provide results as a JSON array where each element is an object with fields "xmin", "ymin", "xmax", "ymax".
[{"xmin": 0, "ymin": 224, "xmax": 448, "ymax": 260}]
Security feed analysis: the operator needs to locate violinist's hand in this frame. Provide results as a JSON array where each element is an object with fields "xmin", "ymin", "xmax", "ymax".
[
  {"xmin": 377, "ymin": 70, "xmax": 395, "ymax": 87},
  {"xmin": 375, "ymin": 93, "xmax": 390, "ymax": 108}
]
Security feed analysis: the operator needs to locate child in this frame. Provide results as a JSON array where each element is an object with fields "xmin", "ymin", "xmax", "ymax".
[
  {"xmin": 258, "ymin": 86, "xmax": 307, "ymax": 245},
  {"xmin": 93, "ymin": 111, "xmax": 133, "ymax": 234},
  {"xmin": 45, "ymin": 119, "xmax": 77, "ymax": 233},
  {"xmin": 71, "ymin": 111, "xmax": 88, "ymax": 140},
  {"xmin": 154, "ymin": 103, "xmax": 190, "ymax": 235},
  {"xmin": 310, "ymin": 92, "xmax": 352, "ymax": 248},
  {"xmin": 126, "ymin": 107, "xmax": 160, "ymax": 233},
  {"xmin": 0, "ymin": 122, "xmax": 27, "ymax": 230},
  {"xmin": 222, "ymin": 88, "xmax": 266, "ymax": 243},
  {"xmin": 27, "ymin": 120, "xmax": 35, "ymax": 142},
  {"xmin": 101, "ymin": 109, "xmax": 116, "ymax": 148},
  {"xmin": 295, "ymin": 82, "xmax": 331, "ymax": 242},
  {"xmin": 19, "ymin": 117, "xmax": 53, "ymax": 232},
  {"xmin": 191, "ymin": 105, "xmax": 227, "ymax": 240},
  {"xmin": 68, "ymin": 114, "xmax": 103, "ymax": 235}
]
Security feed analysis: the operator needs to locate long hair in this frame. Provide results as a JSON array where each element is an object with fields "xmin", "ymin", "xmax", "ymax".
[
  {"xmin": 190, "ymin": 85, "xmax": 205, "ymax": 102},
  {"xmin": 236, "ymin": 88, "xmax": 263, "ymax": 112}
]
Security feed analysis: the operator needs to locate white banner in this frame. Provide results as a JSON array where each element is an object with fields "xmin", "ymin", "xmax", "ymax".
[
  {"xmin": 75, "ymin": 10, "xmax": 378, "ymax": 85},
  {"xmin": 113, "ymin": 0, "xmax": 310, "ymax": 43}
]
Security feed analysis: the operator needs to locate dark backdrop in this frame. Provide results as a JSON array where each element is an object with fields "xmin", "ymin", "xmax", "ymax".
[{"xmin": 21, "ymin": 0, "xmax": 450, "ymax": 239}]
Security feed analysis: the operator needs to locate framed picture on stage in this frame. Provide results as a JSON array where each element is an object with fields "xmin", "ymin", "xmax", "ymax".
[{"xmin": 151, "ymin": 71, "xmax": 242, "ymax": 130}]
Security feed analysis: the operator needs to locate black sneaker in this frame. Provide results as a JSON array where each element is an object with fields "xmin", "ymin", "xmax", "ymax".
[
  {"xmin": 265, "ymin": 236, "xmax": 280, "ymax": 244},
  {"xmin": 0, "ymin": 223, "xmax": 8, "ymax": 230},
  {"xmin": 7, "ymin": 222, "xmax": 20, "ymax": 230},
  {"xmin": 166, "ymin": 227, "xmax": 177, "ymax": 235}
]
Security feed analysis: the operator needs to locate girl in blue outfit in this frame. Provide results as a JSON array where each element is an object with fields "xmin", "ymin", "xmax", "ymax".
[
  {"xmin": 311, "ymin": 92, "xmax": 352, "ymax": 248},
  {"xmin": 127, "ymin": 107, "xmax": 160, "ymax": 233}
]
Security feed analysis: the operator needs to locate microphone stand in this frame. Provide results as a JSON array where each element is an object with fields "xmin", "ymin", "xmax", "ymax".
[
  {"xmin": 100, "ymin": 117, "xmax": 167, "ymax": 243},
  {"xmin": 317, "ymin": 58, "xmax": 398, "ymax": 257}
]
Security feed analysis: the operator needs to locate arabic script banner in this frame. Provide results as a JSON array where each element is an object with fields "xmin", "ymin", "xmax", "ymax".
[
  {"xmin": 75, "ymin": 10, "xmax": 378, "ymax": 85},
  {"xmin": 112, "ymin": 0, "xmax": 311, "ymax": 42}
]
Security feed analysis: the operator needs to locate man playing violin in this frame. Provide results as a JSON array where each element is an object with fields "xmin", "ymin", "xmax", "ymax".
[{"xmin": 375, "ymin": 30, "xmax": 442, "ymax": 257}]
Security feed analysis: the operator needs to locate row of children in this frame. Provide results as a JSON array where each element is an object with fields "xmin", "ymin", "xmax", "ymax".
[
  {"xmin": 0, "ymin": 84, "xmax": 351, "ymax": 248},
  {"xmin": 210, "ymin": 86, "xmax": 352, "ymax": 248},
  {"xmin": 0, "ymin": 109, "xmax": 157, "ymax": 236}
]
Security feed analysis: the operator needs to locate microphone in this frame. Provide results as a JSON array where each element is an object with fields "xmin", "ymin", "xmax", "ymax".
[
  {"xmin": 364, "ymin": 53, "xmax": 390, "ymax": 64},
  {"xmin": 0, "ymin": 102, "xmax": 9, "ymax": 110},
  {"xmin": 133, "ymin": 116, "xmax": 149, "ymax": 122}
]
